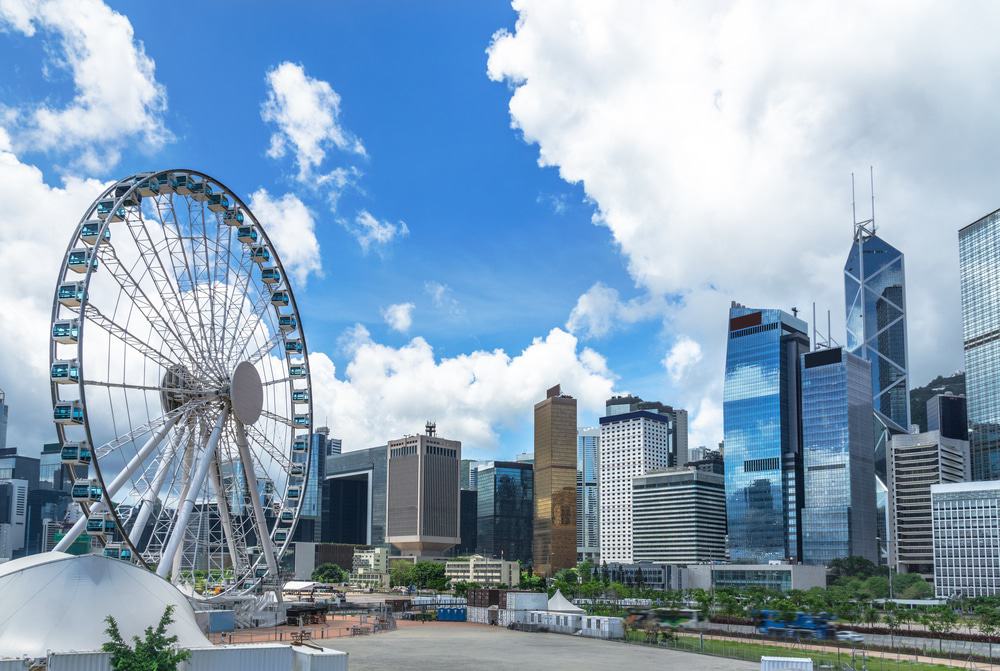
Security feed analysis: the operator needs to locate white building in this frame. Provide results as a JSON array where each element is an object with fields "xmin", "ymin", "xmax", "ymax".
[
  {"xmin": 598, "ymin": 399, "xmax": 676, "ymax": 562},
  {"xmin": 577, "ymin": 427, "xmax": 600, "ymax": 563},
  {"xmin": 632, "ymin": 467, "xmax": 727, "ymax": 564},
  {"xmin": 932, "ymin": 480, "xmax": 1000, "ymax": 598},
  {"xmin": 445, "ymin": 554, "xmax": 520, "ymax": 586},
  {"xmin": 352, "ymin": 546, "xmax": 390, "ymax": 590},
  {"xmin": 0, "ymin": 479, "xmax": 28, "ymax": 560}
]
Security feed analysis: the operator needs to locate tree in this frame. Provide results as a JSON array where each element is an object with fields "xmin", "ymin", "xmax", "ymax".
[
  {"xmin": 411, "ymin": 561, "xmax": 447, "ymax": 591},
  {"xmin": 829, "ymin": 556, "xmax": 881, "ymax": 581},
  {"xmin": 312, "ymin": 563, "xmax": 348, "ymax": 584},
  {"xmin": 883, "ymin": 601, "xmax": 900, "ymax": 647},
  {"xmin": 519, "ymin": 571, "xmax": 545, "ymax": 592},
  {"xmin": 976, "ymin": 605, "xmax": 1000, "ymax": 661},
  {"xmin": 103, "ymin": 605, "xmax": 191, "ymax": 671},
  {"xmin": 923, "ymin": 605, "xmax": 959, "ymax": 652}
]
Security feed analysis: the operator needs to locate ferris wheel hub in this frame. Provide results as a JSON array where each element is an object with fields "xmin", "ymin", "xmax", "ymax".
[{"xmin": 230, "ymin": 361, "xmax": 263, "ymax": 425}]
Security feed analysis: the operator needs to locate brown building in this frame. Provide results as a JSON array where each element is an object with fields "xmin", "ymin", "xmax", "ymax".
[
  {"xmin": 532, "ymin": 384, "xmax": 577, "ymax": 576},
  {"xmin": 385, "ymin": 422, "xmax": 461, "ymax": 557}
]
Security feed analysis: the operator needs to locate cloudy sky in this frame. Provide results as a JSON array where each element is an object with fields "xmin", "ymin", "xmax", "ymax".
[{"xmin": 1, "ymin": 0, "xmax": 995, "ymax": 460}]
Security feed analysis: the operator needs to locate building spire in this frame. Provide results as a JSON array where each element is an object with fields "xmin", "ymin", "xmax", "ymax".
[{"xmin": 852, "ymin": 167, "xmax": 876, "ymax": 241}]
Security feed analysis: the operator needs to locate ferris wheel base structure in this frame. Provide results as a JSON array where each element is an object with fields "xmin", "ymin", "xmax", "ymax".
[{"xmin": 48, "ymin": 169, "xmax": 314, "ymax": 599}]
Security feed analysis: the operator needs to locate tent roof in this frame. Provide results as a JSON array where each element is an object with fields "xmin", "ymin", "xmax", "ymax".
[
  {"xmin": 547, "ymin": 589, "xmax": 585, "ymax": 613},
  {"xmin": 0, "ymin": 552, "xmax": 210, "ymax": 658}
]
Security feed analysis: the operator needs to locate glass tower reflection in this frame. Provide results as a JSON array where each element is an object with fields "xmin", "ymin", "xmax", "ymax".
[
  {"xmin": 960, "ymin": 209, "xmax": 1000, "ymax": 480},
  {"xmin": 724, "ymin": 303, "xmax": 809, "ymax": 563}
]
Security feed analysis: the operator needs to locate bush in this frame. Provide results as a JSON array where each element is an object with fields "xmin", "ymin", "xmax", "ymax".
[{"xmin": 103, "ymin": 605, "xmax": 191, "ymax": 671}]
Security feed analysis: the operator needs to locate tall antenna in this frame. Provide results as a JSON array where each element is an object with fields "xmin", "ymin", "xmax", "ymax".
[
  {"xmin": 852, "ymin": 168, "xmax": 876, "ymax": 241},
  {"xmin": 869, "ymin": 165, "xmax": 876, "ymax": 233}
]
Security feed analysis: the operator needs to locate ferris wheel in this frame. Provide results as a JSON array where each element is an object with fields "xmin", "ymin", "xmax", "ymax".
[{"xmin": 48, "ymin": 169, "xmax": 313, "ymax": 597}]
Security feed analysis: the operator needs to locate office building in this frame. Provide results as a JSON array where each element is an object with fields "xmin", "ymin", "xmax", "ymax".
[
  {"xmin": 515, "ymin": 452, "xmax": 534, "ymax": 464},
  {"xmin": 685, "ymin": 563, "xmax": 826, "ymax": 593},
  {"xmin": 0, "ymin": 448, "xmax": 39, "ymax": 490},
  {"xmin": 444, "ymin": 554, "xmax": 520, "ymax": 586},
  {"xmin": 456, "ymin": 489, "xmax": 478, "ymax": 555},
  {"xmin": 294, "ymin": 428, "xmax": 329, "ymax": 543},
  {"xmin": 351, "ymin": 546, "xmax": 390, "ymax": 590},
  {"xmin": 385, "ymin": 423, "xmax": 461, "ymax": 556},
  {"xmin": 476, "ymin": 461, "xmax": 533, "ymax": 563},
  {"xmin": 960, "ymin": 209, "xmax": 1000, "ymax": 479},
  {"xmin": 888, "ymin": 429, "xmax": 969, "ymax": 578},
  {"xmin": 324, "ymin": 445, "xmax": 388, "ymax": 546},
  {"xmin": 686, "ymin": 449, "xmax": 725, "ymax": 475},
  {"xmin": 800, "ymin": 347, "xmax": 878, "ymax": 565},
  {"xmin": 932, "ymin": 480, "xmax": 1000, "ymax": 597},
  {"xmin": 927, "ymin": 393, "xmax": 968, "ymax": 441},
  {"xmin": 632, "ymin": 467, "xmax": 726, "ymax": 564},
  {"xmin": 38, "ymin": 443, "xmax": 64, "ymax": 491},
  {"xmin": 0, "ymin": 480, "xmax": 29, "ymax": 560},
  {"xmin": 25, "ymin": 487, "xmax": 71, "ymax": 555},
  {"xmin": 599, "ymin": 395, "xmax": 680, "ymax": 563},
  {"xmin": 533, "ymin": 385, "xmax": 577, "ymax": 576},
  {"xmin": 723, "ymin": 303, "xmax": 810, "ymax": 563},
  {"xmin": 604, "ymin": 562, "xmax": 686, "ymax": 591},
  {"xmin": 327, "ymin": 437, "xmax": 343, "ymax": 456},
  {"xmin": 577, "ymin": 427, "xmax": 600, "ymax": 563}
]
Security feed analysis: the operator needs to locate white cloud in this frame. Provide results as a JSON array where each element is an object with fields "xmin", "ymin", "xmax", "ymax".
[
  {"xmin": 424, "ymin": 281, "xmax": 462, "ymax": 315},
  {"xmin": 341, "ymin": 209, "xmax": 408, "ymax": 253},
  {"xmin": 488, "ymin": 1, "xmax": 1000, "ymax": 444},
  {"xmin": 382, "ymin": 302, "xmax": 415, "ymax": 333},
  {"xmin": 248, "ymin": 188, "xmax": 322, "ymax": 285},
  {"xmin": 0, "ymin": 0, "xmax": 168, "ymax": 170},
  {"xmin": 663, "ymin": 337, "xmax": 703, "ymax": 383},
  {"xmin": 262, "ymin": 61, "xmax": 365, "ymax": 183},
  {"xmin": 311, "ymin": 327, "xmax": 615, "ymax": 451},
  {"xmin": 566, "ymin": 282, "xmax": 664, "ymax": 339}
]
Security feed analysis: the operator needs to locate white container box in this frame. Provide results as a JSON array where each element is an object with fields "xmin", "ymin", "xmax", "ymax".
[{"xmin": 760, "ymin": 656, "xmax": 814, "ymax": 671}]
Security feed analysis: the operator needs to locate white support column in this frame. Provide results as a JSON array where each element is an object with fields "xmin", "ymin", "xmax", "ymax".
[
  {"xmin": 54, "ymin": 413, "xmax": 181, "ymax": 552},
  {"xmin": 171, "ymin": 421, "xmax": 198, "ymax": 582},
  {"xmin": 210, "ymin": 456, "xmax": 241, "ymax": 573},
  {"xmin": 128, "ymin": 426, "xmax": 186, "ymax": 549},
  {"xmin": 157, "ymin": 409, "xmax": 228, "ymax": 579},
  {"xmin": 235, "ymin": 420, "xmax": 278, "ymax": 577}
]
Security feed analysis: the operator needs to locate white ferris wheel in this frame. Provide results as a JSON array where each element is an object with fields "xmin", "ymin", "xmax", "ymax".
[{"xmin": 48, "ymin": 169, "xmax": 313, "ymax": 598}]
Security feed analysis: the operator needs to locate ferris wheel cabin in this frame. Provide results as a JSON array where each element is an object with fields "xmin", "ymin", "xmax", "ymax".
[
  {"xmin": 291, "ymin": 389, "xmax": 309, "ymax": 404},
  {"xmin": 71, "ymin": 479, "xmax": 102, "ymax": 503},
  {"xmin": 250, "ymin": 246, "xmax": 271, "ymax": 264},
  {"xmin": 86, "ymin": 512, "xmax": 117, "ymax": 536},
  {"xmin": 208, "ymin": 193, "xmax": 231, "ymax": 213},
  {"xmin": 188, "ymin": 179, "xmax": 212, "ymax": 202},
  {"xmin": 137, "ymin": 174, "xmax": 172, "ymax": 197},
  {"xmin": 170, "ymin": 173, "xmax": 191, "ymax": 194},
  {"xmin": 293, "ymin": 415, "xmax": 310, "ymax": 429},
  {"xmin": 103, "ymin": 543, "xmax": 133, "ymax": 561},
  {"xmin": 284, "ymin": 339, "xmax": 303, "ymax": 355},
  {"xmin": 51, "ymin": 359, "xmax": 80, "ymax": 384},
  {"xmin": 95, "ymin": 199, "xmax": 125, "ymax": 222},
  {"xmin": 53, "ymin": 400, "xmax": 84, "ymax": 424},
  {"xmin": 270, "ymin": 290, "xmax": 289, "ymax": 307},
  {"xmin": 61, "ymin": 441, "xmax": 92, "ymax": 466},
  {"xmin": 52, "ymin": 319, "xmax": 80, "ymax": 344},
  {"xmin": 223, "ymin": 208, "xmax": 244, "ymax": 227},
  {"xmin": 292, "ymin": 437, "xmax": 307, "ymax": 454},
  {"xmin": 236, "ymin": 226, "xmax": 258, "ymax": 244},
  {"xmin": 80, "ymin": 221, "xmax": 111, "ymax": 245},
  {"xmin": 289, "ymin": 363, "xmax": 307, "ymax": 378},
  {"xmin": 67, "ymin": 248, "xmax": 98, "ymax": 274},
  {"xmin": 261, "ymin": 267, "xmax": 281, "ymax": 285},
  {"xmin": 57, "ymin": 281, "xmax": 87, "ymax": 307}
]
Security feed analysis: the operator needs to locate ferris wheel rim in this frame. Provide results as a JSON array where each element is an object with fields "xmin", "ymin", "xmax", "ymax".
[{"xmin": 48, "ymin": 168, "xmax": 315, "ymax": 596}]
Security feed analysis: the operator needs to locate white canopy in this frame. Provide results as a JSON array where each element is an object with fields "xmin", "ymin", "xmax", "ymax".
[
  {"xmin": 0, "ymin": 552, "xmax": 210, "ymax": 659},
  {"xmin": 547, "ymin": 589, "xmax": 585, "ymax": 613}
]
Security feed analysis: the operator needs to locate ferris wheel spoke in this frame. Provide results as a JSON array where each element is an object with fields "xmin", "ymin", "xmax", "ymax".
[
  {"xmin": 76, "ymin": 301, "xmax": 182, "ymax": 376},
  {"xmin": 83, "ymin": 379, "xmax": 220, "ymax": 396},
  {"xmin": 243, "ymin": 423, "xmax": 293, "ymax": 470},
  {"xmin": 234, "ymin": 420, "xmax": 278, "ymax": 578},
  {"xmin": 244, "ymin": 329, "xmax": 285, "ymax": 366},
  {"xmin": 261, "ymin": 377, "xmax": 289, "ymax": 387},
  {"xmin": 258, "ymin": 410, "xmax": 295, "ymax": 430},
  {"xmin": 94, "ymin": 399, "xmax": 208, "ymax": 458},
  {"xmin": 229, "ymin": 287, "xmax": 274, "ymax": 362},
  {"xmin": 127, "ymin": 427, "xmax": 184, "ymax": 549}
]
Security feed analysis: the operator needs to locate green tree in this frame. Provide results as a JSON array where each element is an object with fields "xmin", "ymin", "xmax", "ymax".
[
  {"xmin": 689, "ymin": 589, "xmax": 715, "ymax": 623},
  {"xmin": 829, "ymin": 556, "xmax": 880, "ymax": 582},
  {"xmin": 519, "ymin": 570, "xmax": 545, "ymax": 591},
  {"xmin": 103, "ymin": 605, "xmax": 191, "ymax": 671},
  {"xmin": 883, "ymin": 601, "xmax": 900, "ymax": 647},
  {"xmin": 390, "ymin": 563, "xmax": 414, "ymax": 589},
  {"xmin": 976, "ymin": 605, "xmax": 1000, "ymax": 661},
  {"xmin": 411, "ymin": 561, "xmax": 447, "ymax": 591},
  {"xmin": 312, "ymin": 563, "xmax": 348, "ymax": 583},
  {"xmin": 923, "ymin": 605, "xmax": 959, "ymax": 652}
]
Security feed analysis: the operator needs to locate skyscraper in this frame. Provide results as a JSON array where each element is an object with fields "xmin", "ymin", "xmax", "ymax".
[
  {"xmin": 577, "ymin": 427, "xmax": 600, "ymax": 563},
  {"xmin": 723, "ymin": 303, "xmax": 810, "ymax": 563},
  {"xmin": 960, "ymin": 209, "xmax": 1000, "ymax": 480},
  {"xmin": 598, "ymin": 396, "xmax": 679, "ymax": 563},
  {"xmin": 294, "ymin": 428, "xmax": 329, "ymax": 542},
  {"xmin": 800, "ymin": 347, "xmax": 877, "ymax": 565},
  {"xmin": 324, "ymin": 445, "xmax": 388, "ymax": 545},
  {"xmin": 533, "ymin": 384, "xmax": 577, "ymax": 576},
  {"xmin": 632, "ymin": 467, "xmax": 727, "ymax": 564},
  {"xmin": 476, "ymin": 460, "xmax": 533, "ymax": 563}
]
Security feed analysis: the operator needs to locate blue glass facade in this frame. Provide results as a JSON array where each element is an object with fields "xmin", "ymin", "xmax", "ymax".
[
  {"xmin": 800, "ymin": 347, "xmax": 877, "ymax": 565},
  {"xmin": 960, "ymin": 209, "xmax": 1000, "ymax": 480},
  {"xmin": 577, "ymin": 428, "xmax": 599, "ymax": 561},
  {"xmin": 476, "ymin": 461, "xmax": 534, "ymax": 563},
  {"xmin": 723, "ymin": 304, "xmax": 809, "ymax": 563}
]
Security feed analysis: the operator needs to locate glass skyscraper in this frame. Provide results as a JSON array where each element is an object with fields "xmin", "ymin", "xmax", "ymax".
[
  {"xmin": 723, "ymin": 303, "xmax": 809, "ymax": 563},
  {"xmin": 576, "ymin": 427, "xmax": 599, "ymax": 562},
  {"xmin": 476, "ymin": 461, "xmax": 533, "ymax": 563},
  {"xmin": 960, "ymin": 209, "xmax": 1000, "ymax": 480},
  {"xmin": 800, "ymin": 347, "xmax": 877, "ymax": 565}
]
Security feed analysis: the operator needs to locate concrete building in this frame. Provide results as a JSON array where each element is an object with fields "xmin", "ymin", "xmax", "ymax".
[
  {"xmin": 686, "ymin": 563, "xmax": 826, "ymax": 593},
  {"xmin": 0, "ymin": 479, "xmax": 28, "ymax": 560},
  {"xmin": 932, "ymin": 480, "xmax": 1000, "ymax": 598},
  {"xmin": 632, "ymin": 467, "xmax": 726, "ymax": 564},
  {"xmin": 599, "ymin": 395, "xmax": 683, "ymax": 563},
  {"xmin": 800, "ymin": 346, "xmax": 878, "ymax": 565},
  {"xmin": 889, "ymin": 429, "xmax": 969, "ymax": 578},
  {"xmin": 533, "ymin": 385, "xmax": 577, "ymax": 576},
  {"xmin": 445, "ymin": 554, "xmax": 520, "ymax": 586},
  {"xmin": 386, "ymin": 423, "xmax": 461, "ymax": 556},
  {"xmin": 0, "ymin": 448, "xmax": 39, "ymax": 489},
  {"xmin": 324, "ymin": 445, "xmax": 388, "ymax": 545},
  {"xmin": 476, "ymin": 461, "xmax": 533, "ymax": 563},
  {"xmin": 577, "ymin": 427, "xmax": 600, "ymax": 563},
  {"xmin": 352, "ymin": 546, "xmax": 390, "ymax": 590},
  {"xmin": 686, "ymin": 449, "xmax": 725, "ymax": 475},
  {"xmin": 604, "ymin": 561, "xmax": 686, "ymax": 592}
]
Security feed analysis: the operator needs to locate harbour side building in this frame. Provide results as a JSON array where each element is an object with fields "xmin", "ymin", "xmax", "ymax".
[
  {"xmin": 632, "ymin": 467, "xmax": 726, "ymax": 564},
  {"xmin": 577, "ymin": 427, "xmax": 600, "ymax": 563},
  {"xmin": 533, "ymin": 385, "xmax": 577, "ymax": 576}
]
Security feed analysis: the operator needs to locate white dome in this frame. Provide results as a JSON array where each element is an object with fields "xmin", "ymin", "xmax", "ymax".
[{"xmin": 0, "ymin": 552, "xmax": 210, "ymax": 658}]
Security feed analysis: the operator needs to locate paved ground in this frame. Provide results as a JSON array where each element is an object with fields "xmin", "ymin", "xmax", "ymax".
[{"xmin": 317, "ymin": 623, "xmax": 757, "ymax": 671}]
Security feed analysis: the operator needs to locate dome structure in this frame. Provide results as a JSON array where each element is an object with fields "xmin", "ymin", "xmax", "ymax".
[{"xmin": 0, "ymin": 552, "xmax": 210, "ymax": 659}]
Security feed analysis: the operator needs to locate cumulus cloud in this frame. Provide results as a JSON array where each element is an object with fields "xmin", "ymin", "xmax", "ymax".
[
  {"xmin": 248, "ymin": 188, "xmax": 323, "ymax": 285},
  {"xmin": 0, "ymin": 0, "xmax": 168, "ymax": 171},
  {"xmin": 341, "ymin": 209, "xmax": 409, "ymax": 253},
  {"xmin": 262, "ymin": 61, "xmax": 365, "ymax": 183},
  {"xmin": 663, "ymin": 337, "xmax": 703, "ymax": 383},
  {"xmin": 382, "ymin": 302, "xmax": 415, "ymax": 333},
  {"xmin": 311, "ymin": 327, "xmax": 615, "ymax": 452},
  {"xmin": 488, "ymin": 1, "xmax": 1000, "ymax": 445},
  {"xmin": 566, "ymin": 282, "xmax": 664, "ymax": 339}
]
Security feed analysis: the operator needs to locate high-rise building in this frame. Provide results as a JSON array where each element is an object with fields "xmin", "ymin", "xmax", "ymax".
[
  {"xmin": 604, "ymin": 395, "xmax": 688, "ymax": 467},
  {"xmin": 515, "ymin": 452, "xmax": 534, "ymax": 464},
  {"xmin": 460, "ymin": 459, "xmax": 488, "ymax": 490},
  {"xmin": 632, "ymin": 467, "xmax": 726, "ymax": 564},
  {"xmin": 38, "ymin": 443, "xmax": 64, "ymax": 491},
  {"xmin": 959, "ymin": 213, "xmax": 1000, "ymax": 479},
  {"xmin": 577, "ymin": 427, "xmax": 600, "ymax": 563},
  {"xmin": 25, "ymin": 487, "xmax": 71, "ymax": 555},
  {"xmin": 932, "ymin": 480, "xmax": 1000, "ymax": 597},
  {"xmin": 800, "ymin": 347, "xmax": 877, "ymax": 565},
  {"xmin": 532, "ymin": 385, "xmax": 577, "ymax": 576},
  {"xmin": 324, "ymin": 445, "xmax": 388, "ymax": 546},
  {"xmin": 723, "ymin": 303, "xmax": 810, "ymax": 563},
  {"xmin": 686, "ymin": 448, "xmax": 725, "ymax": 475},
  {"xmin": 0, "ymin": 479, "xmax": 29, "ymax": 559},
  {"xmin": 476, "ymin": 461, "xmax": 533, "ymax": 564},
  {"xmin": 327, "ymin": 437, "xmax": 343, "ymax": 456},
  {"xmin": 927, "ymin": 393, "xmax": 968, "ymax": 441},
  {"xmin": 456, "ymin": 489, "xmax": 478, "ymax": 555},
  {"xmin": 599, "ymin": 396, "xmax": 678, "ymax": 563},
  {"xmin": 0, "ymin": 448, "xmax": 39, "ymax": 490},
  {"xmin": 386, "ymin": 423, "xmax": 461, "ymax": 556},
  {"xmin": 888, "ymin": 429, "xmax": 969, "ymax": 578},
  {"xmin": 294, "ymin": 428, "xmax": 329, "ymax": 543}
]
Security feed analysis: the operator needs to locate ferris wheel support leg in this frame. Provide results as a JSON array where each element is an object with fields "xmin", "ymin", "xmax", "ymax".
[
  {"xmin": 235, "ymin": 420, "xmax": 279, "ymax": 578},
  {"xmin": 209, "ymin": 456, "xmax": 241, "ymax": 574},
  {"xmin": 156, "ymin": 409, "xmax": 229, "ymax": 579},
  {"xmin": 128, "ymin": 428, "xmax": 186, "ymax": 549},
  {"xmin": 53, "ymin": 413, "xmax": 182, "ymax": 553}
]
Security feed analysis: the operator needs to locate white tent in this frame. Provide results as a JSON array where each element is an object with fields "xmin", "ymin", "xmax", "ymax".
[
  {"xmin": 0, "ymin": 552, "xmax": 210, "ymax": 659},
  {"xmin": 547, "ymin": 589, "xmax": 585, "ymax": 613}
]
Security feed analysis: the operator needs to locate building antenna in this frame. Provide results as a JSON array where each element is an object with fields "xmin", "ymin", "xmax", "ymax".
[
  {"xmin": 869, "ymin": 165, "xmax": 876, "ymax": 234},
  {"xmin": 812, "ymin": 302, "xmax": 818, "ymax": 350},
  {"xmin": 851, "ymin": 172, "xmax": 857, "ymax": 233}
]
